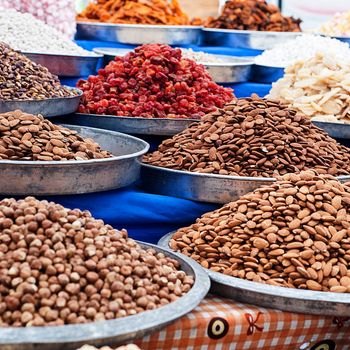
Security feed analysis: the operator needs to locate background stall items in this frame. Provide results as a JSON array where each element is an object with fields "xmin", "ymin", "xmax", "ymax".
[
  {"xmin": 0, "ymin": 197, "xmax": 194, "ymax": 326},
  {"xmin": 0, "ymin": 0, "xmax": 76, "ymax": 37},
  {"xmin": 0, "ymin": 43, "xmax": 77, "ymax": 100},
  {"xmin": 144, "ymin": 95, "xmax": 350, "ymax": 177},
  {"xmin": 0, "ymin": 110, "xmax": 112, "ymax": 161},
  {"xmin": 254, "ymin": 35, "xmax": 350, "ymax": 68},
  {"xmin": 171, "ymin": 170, "xmax": 350, "ymax": 293},
  {"xmin": 318, "ymin": 11, "xmax": 350, "ymax": 37},
  {"xmin": 77, "ymin": 44, "xmax": 233, "ymax": 119},
  {"xmin": 77, "ymin": 0, "xmax": 201, "ymax": 25},
  {"xmin": 0, "ymin": 9, "xmax": 93, "ymax": 55},
  {"xmin": 269, "ymin": 52, "xmax": 350, "ymax": 123},
  {"xmin": 180, "ymin": 48, "xmax": 225, "ymax": 64},
  {"xmin": 205, "ymin": 0, "xmax": 301, "ymax": 32}
]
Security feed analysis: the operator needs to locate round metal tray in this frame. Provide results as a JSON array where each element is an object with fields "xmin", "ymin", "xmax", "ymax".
[
  {"xmin": 66, "ymin": 113, "xmax": 197, "ymax": 136},
  {"xmin": 76, "ymin": 22, "xmax": 202, "ymax": 45},
  {"xmin": 93, "ymin": 47, "xmax": 254, "ymax": 84},
  {"xmin": 201, "ymin": 28, "xmax": 302, "ymax": 50},
  {"xmin": 159, "ymin": 232, "xmax": 350, "ymax": 316},
  {"xmin": 0, "ymin": 125, "xmax": 149, "ymax": 195},
  {"xmin": 0, "ymin": 241, "xmax": 210, "ymax": 350},
  {"xmin": 312, "ymin": 120, "xmax": 350, "ymax": 139},
  {"xmin": 23, "ymin": 52, "xmax": 102, "ymax": 77},
  {"xmin": 140, "ymin": 163, "xmax": 350, "ymax": 204},
  {"xmin": 0, "ymin": 87, "xmax": 82, "ymax": 117},
  {"xmin": 250, "ymin": 63, "xmax": 284, "ymax": 83}
]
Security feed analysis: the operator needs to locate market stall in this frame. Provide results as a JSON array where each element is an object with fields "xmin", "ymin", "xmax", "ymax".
[{"xmin": 1, "ymin": 1, "xmax": 350, "ymax": 349}]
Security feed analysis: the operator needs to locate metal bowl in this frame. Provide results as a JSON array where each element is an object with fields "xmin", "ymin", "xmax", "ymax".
[
  {"xmin": 0, "ymin": 87, "xmax": 82, "ymax": 117},
  {"xmin": 93, "ymin": 47, "xmax": 254, "ymax": 84},
  {"xmin": 76, "ymin": 22, "xmax": 202, "ymax": 45},
  {"xmin": 312, "ymin": 121, "xmax": 350, "ymax": 139},
  {"xmin": 159, "ymin": 232, "xmax": 350, "ymax": 316},
  {"xmin": 0, "ymin": 241, "xmax": 210, "ymax": 350},
  {"xmin": 250, "ymin": 64, "xmax": 284, "ymax": 83},
  {"xmin": 201, "ymin": 28, "xmax": 302, "ymax": 50},
  {"xmin": 0, "ymin": 125, "xmax": 149, "ymax": 195},
  {"xmin": 140, "ymin": 163, "xmax": 350, "ymax": 204},
  {"xmin": 63, "ymin": 113, "xmax": 197, "ymax": 136},
  {"xmin": 23, "ymin": 52, "xmax": 103, "ymax": 77}
]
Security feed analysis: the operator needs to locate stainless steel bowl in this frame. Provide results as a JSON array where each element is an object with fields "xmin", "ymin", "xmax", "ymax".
[{"xmin": 77, "ymin": 22, "xmax": 202, "ymax": 45}]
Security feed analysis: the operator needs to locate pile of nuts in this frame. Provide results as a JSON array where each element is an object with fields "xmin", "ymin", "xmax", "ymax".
[
  {"xmin": 0, "ymin": 197, "xmax": 194, "ymax": 326},
  {"xmin": 269, "ymin": 52, "xmax": 350, "ymax": 123},
  {"xmin": 77, "ymin": 44, "xmax": 233, "ymax": 119},
  {"xmin": 317, "ymin": 11, "xmax": 350, "ymax": 37},
  {"xmin": 0, "ymin": 110, "xmax": 112, "ymax": 161},
  {"xmin": 0, "ymin": 43, "xmax": 77, "ymax": 100},
  {"xmin": 144, "ymin": 95, "xmax": 350, "ymax": 177},
  {"xmin": 205, "ymin": 0, "xmax": 301, "ymax": 32},
  {"xmin": 171, "ymin": 171, "xmax": 350, "ymax": 293}
]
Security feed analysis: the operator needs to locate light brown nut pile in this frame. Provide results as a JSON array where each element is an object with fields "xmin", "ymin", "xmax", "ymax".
[
  {"xmin": 269, "ymin": 52, "xmax": 350, "ymax": 123},
  {"xmin": 0, "ymin": 42, "xmax": 77, "ymax": 100},
  {"xmin": 171, "ymin": 171, "xmax": 350, "ymax": 293},
  {"xmin": 0, "ymin": 110, "xmax": 111, "ymax": 161},
  {"xmin": 0, "ymin": 197, "xmax": 194, "ymax": 327},
  {"xmin": 144, "ymin": 95, "xmax": 350, "ymax": 177}
]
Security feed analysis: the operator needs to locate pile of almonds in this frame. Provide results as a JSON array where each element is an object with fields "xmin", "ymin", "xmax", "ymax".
[
  {"xmin": 0, "ymin": 197, "xmax": 194, "ymax": 327},
  {"xmin": 144, "ymin": 95, "xmax": 350, "ymax": 177},
  {"xmin": 171, "ymin": 171, "xmax": 350, "ymax": 293},
  {"xmin": 0, "ymin": 110, "xmax": 111, "ymax": 161},
  {"xmin": 0, "ymin": 43, "xmax": 77, "ymax": 100}
]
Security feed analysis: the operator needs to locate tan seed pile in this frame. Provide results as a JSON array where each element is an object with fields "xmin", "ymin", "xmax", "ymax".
[
  {"xmin": 144, "ymin": 95, "xmax": 350, "ymax": 177},
  {"xmin": 171, "ymin": 171, "xmax": 350, "ymax": 293},
  {"xmin": 0, "ymin": 110, "xmax": 111, "ymax": 161},
  {"xmin": 0, "ymin": 42, "xmax": 77, "ymax": 100},
  {"xmin": 0, "ymin": 197, "xmax": 194, "ymax": 327}
]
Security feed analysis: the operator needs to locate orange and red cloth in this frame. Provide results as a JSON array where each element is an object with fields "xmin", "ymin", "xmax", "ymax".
[{"xmin": 135, "ymin": 295, "xmax": 349, "ymax": 350}]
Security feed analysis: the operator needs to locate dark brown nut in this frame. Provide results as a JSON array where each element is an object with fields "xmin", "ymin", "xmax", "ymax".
[{"xmin": 171, "ymin": 171, "xmax": 350, "ymax": 293}]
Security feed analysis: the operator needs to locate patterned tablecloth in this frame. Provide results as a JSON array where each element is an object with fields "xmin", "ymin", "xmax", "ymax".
[{"xmin": 135, "ymin": 295, "xmax": 349, "ymax": 350}]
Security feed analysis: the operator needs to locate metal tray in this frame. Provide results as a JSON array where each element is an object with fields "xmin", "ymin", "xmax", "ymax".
[
  {"xmin": 23, "ymin": 52, "xmax": 103, "ymax": 77},
  {"xmin": 0, "ymin": 87, "xmax": 82, "ymax": 117},
  {"xmin": 0, "ymin": 241, "xmax": 210, "ymax": 350},
  {"xmin": 141, "ymin": 164, "xmax": 350, "ymax": 204},
  {"xmin": 0, "ymin": 125, "xmax": 149, "ymax": 195},
  {"xmin": 159, "ymin": 232, "xmax": 350, "ymax": 316},
  {"xmin": 93, "ymin": 47, "xmax": 254, "ymax": 84},
  {"xmin": 65, "ymin": 113, "xmax": 197, "ymax": 136},
  {"xmin": 313, "ymin": 120, "xmax": 350, "ymax": 139},
  {"xmin": 250, "ymin": 63, "xmax": 284, "ymax": 83},
  {"xmin": 76, "ymin": 22, "xmax": 202, "ymax": 45},
  {"xmin": 201, "ymin": 28, "xmax": 302, "ymax": 50}
]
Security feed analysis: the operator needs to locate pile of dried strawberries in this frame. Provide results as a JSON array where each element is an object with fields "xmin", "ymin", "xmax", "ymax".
[{"xmin": 77, "ymin": 44, "xmax": 234, "ymax": 119}]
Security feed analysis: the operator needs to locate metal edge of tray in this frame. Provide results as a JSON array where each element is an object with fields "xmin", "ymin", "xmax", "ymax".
[
  {"xmin": 158, "ymin": 232, "xmax": 350, "ymax": 317},
  {"xmin": 23, "ymin": 52, "xmax": 103, "ymax": 77},
  {"xmin": 200, "ymin": 28, "xmax": 303, "ymax": 50},
  {"xmin": 0, "ymin": 241, "xmax": 210, "ymax": 350},
  {"xmin": 76, "ymin": 22, "xmax": 202, "ymax": 45},
  {"xmin": 66, "ymin": 113, "xmax": 198, "ymax": 136},
  {"xmin": 0, "ymin": 87, "xmax": 82, "ymax": 117},
  {"xmin": 312, "ymin": 121, "xmax": 350, "ymax": 139},
  {"xmin": 0, "ymin": 124, "xmax": 150, "ymax": 195},
  {"xmin": 140, "ymin": 164, "xmax": 350, "ymax": 204},
  {"xmin": 250, "ymin": 63, "xmax": 284, "ymax": 84}
]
